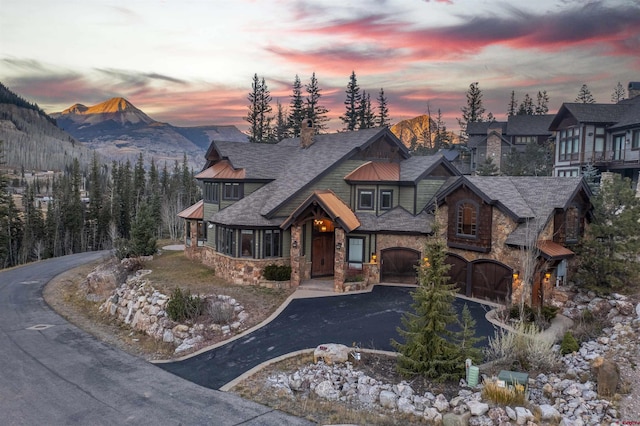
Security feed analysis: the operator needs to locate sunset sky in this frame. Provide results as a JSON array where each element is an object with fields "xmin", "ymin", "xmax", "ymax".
[{"xmin": 1, "ymin": 0, "xmax": 639, "ymax": 133}]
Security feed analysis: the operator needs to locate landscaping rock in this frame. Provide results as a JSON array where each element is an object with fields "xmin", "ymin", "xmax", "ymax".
[
  {"xmin": 466, "ymin": 400, "xmax": 489, "ymax": 416},
  {"xmin": 537, "ymin": 404, "xmax": 561, "ymax": 422},
  {"xmin": 442, "ymin": 411, "xmax": 471, "ymax": 426},
  {"xmin": 378, "ymin": 390, "xmax": 397, "ymax": 409},
  {"xmin": 591, "ymin": 357, "xmax": 619, "ymax": 397},
  {"xmin": 314, "ymin": 380, "xmax": 339, "ymax": 400},
  {"xmin": 313, "ymin": 343, "xmax": 350, "ymax": 365}
]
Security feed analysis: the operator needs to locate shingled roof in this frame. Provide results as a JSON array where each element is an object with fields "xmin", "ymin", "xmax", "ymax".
[
  {"xmin": 549, "ymin": 103, "xmax": 630, "ymax": 130},
  {"xmin": 506, "ymin": 114, "xmax": 554, "ymax": 135},
  {"xmin": 357, "ymin": 207, "xmax": 433, "ymax": 234}
]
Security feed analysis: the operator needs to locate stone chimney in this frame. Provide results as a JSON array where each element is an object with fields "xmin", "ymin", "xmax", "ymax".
[
  {"xmin": 628, "ymin": 82, "xmax": 640, "ymax": 99},
  {"xmin": 300, "ymin": 118, "xmax": 314, "ymax": 148},
  {"xmin": 486, "ymin": 127, "xmax": 503, "ymax": 171}
]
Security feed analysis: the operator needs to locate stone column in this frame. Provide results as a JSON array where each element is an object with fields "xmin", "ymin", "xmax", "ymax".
[
  {"xmin": 334, "ymin": 228, "xmax": 346, "ymax": 292},
  {"xmin": 290, "ymin": 225, "xmax": 302, "ymax": 287},
  {"xmin": 486, "ymin": 128, "xmax": 503, "ymax": 172}
]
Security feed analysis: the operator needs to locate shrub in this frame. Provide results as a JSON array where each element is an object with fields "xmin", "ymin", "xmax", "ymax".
[
  {"xmin": 166, "ymin": 287, "xmax": 205, "ymax": 322},
  {"xmin": 560, "ymin": 331, "xmax": 580, "ymax": 355},
  {"xmin": 263, "ymin": 264, "xmax": 291, "ymax": 281},
  {"xmin": 207, "ymin": 299, "xmax": 236, "ymax": 324},
  {"xmin": 482, "ymin": 378, "xmax": 526, "ymax": 406}
]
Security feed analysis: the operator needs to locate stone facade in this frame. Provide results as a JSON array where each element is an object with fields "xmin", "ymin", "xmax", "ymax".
[
  {"xmin": 486, "ymin": 129, "xmax": 503, "ymax": 170},
  {"xmin": 375, "ymin": 234, "xmax": 427, "ymax": 255}
]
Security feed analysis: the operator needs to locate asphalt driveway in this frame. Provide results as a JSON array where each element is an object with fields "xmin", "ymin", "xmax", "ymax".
[{"xmin": 158, "ymin": 285, "xmax": 497, "ymax": 390}]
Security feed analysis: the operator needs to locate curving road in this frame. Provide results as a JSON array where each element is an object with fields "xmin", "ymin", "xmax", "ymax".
[
  {"xmin": 158, "ymin": 286, "xmax": 496, "ymax": 390},
  {"xmin": 0, "ymin": 252, "xmax": 311, "ymax": 426}
]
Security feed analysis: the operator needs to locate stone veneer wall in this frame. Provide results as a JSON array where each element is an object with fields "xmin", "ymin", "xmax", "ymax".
[
  {"xmin": 375, "ymin": 234, "xmax": 427, "ymax": 255},
  {"xmin": 196, "ymin": 246, "xmax": 291, "ymax": 286}
]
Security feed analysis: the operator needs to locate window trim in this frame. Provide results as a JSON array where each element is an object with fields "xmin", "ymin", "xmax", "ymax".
[
  {"xmin": 632, "ymin": 130, "xmax": 640, "ymax": 150},
  {"xmin": 263, "ymin": 229, "xmax": 282, "ymax": 258},
  {"xmin": 347, "ymin": 236, "xmax": 365, "ymax": 269},
  {"xmin": 558, "ymin": 127, "xmax": 580, "ymax": 161},
  {"xmin": 379, "ymin": 189, "xmax": 393, "ymax": 210},
  {"xmin": 357, "ymin": 189, "xmax": 375, "ymax": 210},
  {"xmin": 204, "ymin": 181, "xmax": 219, "ymax": 203},
  {"xmin": 217, "ymin": 226, "xmax": 236, "ymax": 256},
  {"xmin": 456, "ymin": 200, "xmax": 479, "ymax": 239}
]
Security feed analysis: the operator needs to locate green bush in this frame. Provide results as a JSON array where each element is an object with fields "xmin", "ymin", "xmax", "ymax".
[
  {"xmin": 263, "ymin": 264, "xmax": 291, "ymax": 281},
  {"xmin": 560, "ymin": 331, "xmax": 580, "ymax": 355},
  {"xmin": 166, "ymin": 287, "xmax": 204, "ymax": 322},
  {"xmin": 509, "ymin": 304, "xmax": 558, "ymax": 324}
]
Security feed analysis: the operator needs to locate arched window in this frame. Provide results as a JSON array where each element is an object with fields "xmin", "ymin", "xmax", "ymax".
[{"xmin": 456, "ymin": 201, "xmax": 478, "ymax": 238}]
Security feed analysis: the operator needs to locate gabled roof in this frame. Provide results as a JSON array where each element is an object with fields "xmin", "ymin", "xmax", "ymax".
[
  {"xmin": 506, "ymin": 114, "xmax": 554, "ymax": 136},
  {"xmin": 466, "ymin": 121, "xmax": 506, "ymax": 136},
  {"xmin": 433, "ymin": 176, "xmax": 590, "ymax": 246},
  {"xmin": 345, "ymin": 161, "xmax": 400, "ymax": 182},
  {"xmin": 280, "ymin": 189, "xmax": 360, "ymax": 232},
  {"xmin": 399, "ymin": 154, "xmax": 460, "ymax": 182},
  {"xmin": 467, "ymin": 131, "xmax": 511, "ymax": 149},
  {"xmin": 194, "ymin": 160, "xmax": 245, "ymax": 179},
  {"xmin": 357, "ymin": 207, "xmax": 433, "ymax": 234},
  {"xmin": 178, "ymin": 200, "xmax": 203, "ymax": 220},
  {"xmin": 609, "ymin": 96, "xmax": 640, "ymax": 130},
  {"xmin": 549, "ymin": 102, "xmax": 630, "ymax": 130},
  {"xmin": 537, "ymin": 240, "xmax": 574, "ymax": 260}
]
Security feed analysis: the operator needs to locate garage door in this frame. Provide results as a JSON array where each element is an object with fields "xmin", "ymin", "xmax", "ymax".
[
  {"xmin": 445, "ymin": 254, "xmax": 468, "ymax": 295},
  {"xmin": 470, "ymin": 260, "xmax": 511, "ymax": 302},
  {"xmin": 381, "ymin": 248, "xmax": 420, "ymax": 283}
]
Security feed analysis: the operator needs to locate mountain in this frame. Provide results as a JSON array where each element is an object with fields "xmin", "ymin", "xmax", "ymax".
[
  {"xmin": 0, "ymin": 83, "xmax": 94, "ymax": 171},
  {"xmin": 391, "ymin": 114, "xmax": 458, "ymax": 150},
  {"xmin": 51, "ymin": 98, "xmax": 247, "ymax": 170}
]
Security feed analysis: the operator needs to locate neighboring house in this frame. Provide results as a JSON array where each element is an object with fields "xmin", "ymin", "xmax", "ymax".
[
  {"xmin": 433, "ymin": 175, "xmax": 591, "ymax": 305},
  {"xmin": 467, "ymin": 115, "xmax": 554, "ymax": 174},
  {"xmin": 550, "ymin": 82, "xmax": 640, "ymax": 188},
  {"xmin": 181, "ymin": 121, "xmax": 591, "ymax": 306}
]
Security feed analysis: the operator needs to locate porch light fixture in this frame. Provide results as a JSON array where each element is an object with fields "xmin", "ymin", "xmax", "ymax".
[
  {"xmin": 370, "ymin": 253, "xmax": 377, "ymax": 263},
  {"xmin": 513, "ymin": 271, "xmax": 519, "ymax": 280},
  {"xmin": 292, "ymin": 240, "xmax": 298, "ymax": 249},
  {"xmin": 208, "ymin": 223, "xmax": 214, "ymax": 229},
  {"xmin": 544, "ymin": 272, "xmax": 551, "ymax": 280},
  {"xmin": 423, "ymin": 257, "xmax": 430, "ymax": 267},
  {"xmin": 336, "ymin": 242, "xmax": 343, "ymax": 249}
]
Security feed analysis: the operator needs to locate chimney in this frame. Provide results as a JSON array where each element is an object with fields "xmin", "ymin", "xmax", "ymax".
[
  {"xmin": 628, "ymin": 82, "xmax": 640, "ymax": 99},
  {"xmin": 486, "ymin": 127, "xmax": 503, "ymax": 171},
  {"xmin": 300, "ymin": 118, "xmax": 314, "ymax": 148}
]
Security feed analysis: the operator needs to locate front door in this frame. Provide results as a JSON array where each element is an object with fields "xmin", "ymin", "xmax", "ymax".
[{"xmin": 312, "ymin": 233, "xmax": 334, "ymax": 277}]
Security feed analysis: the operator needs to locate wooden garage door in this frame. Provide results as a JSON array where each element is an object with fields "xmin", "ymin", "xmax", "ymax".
[
  {"xmin": 445, "ymin": 254, "xmax": 468, "ymax": 295},
  {"xmin": 381, "ymin": 248, "xmax": 420, "ymax": 283},
  {"xmin": 470, "ymin": 261, "xmax": 511, "ymax": 302}
]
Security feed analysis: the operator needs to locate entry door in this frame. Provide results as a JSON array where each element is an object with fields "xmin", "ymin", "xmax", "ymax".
[{"xmin": 312, "ymin": 233, "xmax": 334, "ymax": 277}]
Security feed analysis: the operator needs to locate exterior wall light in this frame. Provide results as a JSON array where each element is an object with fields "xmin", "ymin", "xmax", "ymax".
[
  {"xmin": 370, "ymin": 253, "xmax": 377, "ymax": 263},
  {"xmin": 292, "ymin": 240, "xmax": 298, "ymax": 249},
  {"xmin": 513, "ymin": 271, "xmax": 519, "ymax": 281},
  {"xmin": 336, "ymin": 242, "xmax": 343, "ymax": 250}
]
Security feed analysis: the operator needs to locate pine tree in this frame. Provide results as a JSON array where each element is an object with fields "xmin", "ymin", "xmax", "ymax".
[
  {"xmin": 575, "ymin": 174, "xmax": 640, "ymax": 292},
  {"xmin": 575, "ymin": 84, "xmax": 596, "ymax": 103},
  {"xmin": 476, "ymin": 157, "xmax": 499, "ymax": 176},
  {"xmin": 433, "ymin": 109, "xmax": 451, "ymax": 150},
  {"xmin": 535, "ymin": 90, "xmax": 550, "ymax": 115},
  {"xmin": 0, "ymin": 140, "xmax": 24, "ymax": 267},
  {"xmin": 611, "ymin": 82, "xmax": 626, "ymax": 103},
  {"xmin": 391, "ymin": 224, "xmax": 465, "ymax": 381},
  {"xmin": 305, "ymin": 72, "xmax": 329, "ymax": 134},
  {"xmin": 376, "ymin": 88, "xmax": 390, "ymax": 127},
  {"xmin": 581, "ymin": 163, "xmax": 601, "ymax": 194},
  {"xmin": 340, "ymin": 71, "xmax": 361, "ymax": 131},
  {"xmin": 357, "ymin": 90, "xmax": 375, "ymax": 130},
  {"xmin": 517, "ymin": 94, "xmax": 534, "ymax": 115},
  {"xmin": 245, "ymin": 74, "xmax": 273, "ymax": 143},
  {"xmin": 507, "ymin": 91, "xmax": 518, "ymax": 117},
  {"xmin": 455, "ymin": 304, "xmax": 484, "ymax": 364},
  {"xmin": 130, "ymin": 202, "xmax": 157, "ymax": 257},
  {"xmin": 272, "ymin": 100, "xmax": 290, "ymax": 142},
  {"xmin": 288, "ymin": 75, "xmax": 305, "ymax": 137},
  {"xmin": 147, "ymin": 158, "xmax": 162, "ymax": 237},
  {"xmin": 133, "ymin": 152, "xmax": 146, "ymax": 214},
  {"xmin": 458, "ymin": 82, "xmax": 485, "ymax": 142}
]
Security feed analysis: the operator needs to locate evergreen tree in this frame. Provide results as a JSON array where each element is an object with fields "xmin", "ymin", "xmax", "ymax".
[
  {"xmin": 245, "ymin": 74, "xmax": 273, "ymax": 143},
  {"xmin": 133, "ymin": 152, "xmax": 146, "ymax": 213},
  {"xmin": 575, "ymin": 84, "xmax": 596, "ymax": 103},
  {"xmin": 535, "ymin": 90, "xmax": 550, "ymax": 115},
  {"xmin": 288, "ymin": 75, "xmax": 305, "ymax": 137},
  {"xmin": 272, "ymin": 100, "xmax": 290, "ymax": 142},
  {"xmin": 458, "ymin": 82, "xmax": 485, "ymax": 142},
  {"xmin": 357, "ymin": 90, "xmax": 375, "ymax": 130},
  {"xmin": 19, "ymin": 183, "xmax": 45, "ymax": 262},
  {"xmin": 455, "ymin": 304, "xmax": 484, "ymax": 364},
  {"xmin": 340, "ymin": 71, "xmax": 362, "ymax": 131},
  {"xmin": 575, "ymin": 174, "xmax": 640, "ymax": 292},
  {"xmin": 0, "ymin": 141, "xmax": 23, "ymax": 267},
  {"xmin": 376, "ymin": 88, "xmax": 390, "ymax": 127},
  {"xmin": 611, "ymin": 82, "xmax": 626, "ymax": 103},
  {"xmin": 517, "ymin": 94, "xmax": 534, "ymax": 115},
  {"xmin": 581, "ymin": 163, "xmax": 601, "ymax": 194},
  {"xmin": 147, "ymin": 158, "xmax": 163, "ymax": 237},
  {"xmin": 305, "ymin": 72, "xmax": 329, "ymax": 133},
  {"xmin": 391, "ymin": 224, "xmax": 465, "ymax": 381},
  {"xmin": 476, "ymin": 157, "xmax": 499, "ymax": 176},
  {"xmin": 433, "ymin": 109, "xmax": 451, "ymax": 150},
  {"xmin": 130, "ymin": 202, "xmax": 157, "ymax": 257},
  {"xmin": 507, "ymin": 91, "xmax": 518, "ymax": 117}
]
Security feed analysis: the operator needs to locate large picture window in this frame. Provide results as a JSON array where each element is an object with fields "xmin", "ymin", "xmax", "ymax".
[
  {"xmin": 223, "ymin": 183, "xmax": 243, "ymax": 200},
  {"xmin": 241, "ymin": 230, "xmax": 254, "ymax": 257},
  {"xmin": 204, "ymin": 182, "xmax": 219, "ymax": 203},
  {"xmin": 456, "ymin": 201, "xmax": 478, "ymax": 238},
  {"xmin": 358, "ymin": 189, "xmax": 374, "ymax": 210},
  {"xmin": 264, "ymin": 229, "xmax": 281, "ymax": 257},
  {"xmin": 559, "ymin": 128, "xmax": 580, "ymax": 161},
  {"xmin": 347, "ymin": 237, "xmax": 364, "ymax": 269},
  {"xmin": 217, "ymin": 226, "xmax": 235, "ymax": 256}
]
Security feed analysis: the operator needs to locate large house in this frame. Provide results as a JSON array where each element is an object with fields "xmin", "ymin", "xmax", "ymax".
[
  {"xmin": 550, "ymin": 82, "xmax": 640, "ymax": 188},
  {"xmin": 467, "ymin": 114, "xmax": 555, "ymax": 174},
  {"xmin": 180, "ymin": 120, "xmax": 591, "ymax": 305}
]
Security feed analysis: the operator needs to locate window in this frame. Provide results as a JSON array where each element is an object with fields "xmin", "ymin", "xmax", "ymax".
[
  {"xmin": 358, "ymin": 189, "xmax": 374, "ymax": 210},
  {"xmin": 264, "ymin": 229, "xmax": 281, "ymax": 257},
  {"xmin": 223, "ymin": 182, "xmax": 242, "ymax": 200},
  {"xmin": 633, "ymin": 130, "xmax": 640, "ymax": 150},
  {"xmin": 204, "ymin": 182, "xmax": 219, "ymax": 203},
  {"xmin": 456, "ymin": 201, "xmax": 478, "ymax": 238},
  {"xmin": 241, "ymin": 230, "xmax": 254, "ymax": 257},
  {"xmin": 217, "ymin": 226, "xmax": 235, "ymax": 256},
  {"xmin": 559, "ymin": 128, "xmax": 580, "ymax": 161},
  {"xmin": 514, "ymin": 136, "xmax": 536, "ymax": 145},
  {"xmin": 558, "ymin": 169, "xmax": 579, "ymax": 177},
  {"xmin": 612, "ymin": 134, "xmax": 625, "ymax": 160},
  {"xmin": 379, "ymin": 190, "xmax": 393, "ymax": 210},
  {"xmin": 347, "ymin": 237, "xmax": 364, "ymax": 269},
  {"xmin": 565, "ymin": 206, "xmax": 580, "ymax": 242}
]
